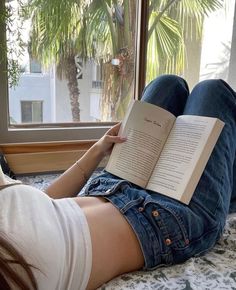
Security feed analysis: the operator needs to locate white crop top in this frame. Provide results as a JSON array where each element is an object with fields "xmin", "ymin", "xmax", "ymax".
[{"xmin": 0, "ymin": 167, "xmax": 92, "ymax": 290}]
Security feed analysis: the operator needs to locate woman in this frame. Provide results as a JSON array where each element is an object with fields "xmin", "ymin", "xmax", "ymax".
[{"xmin": 0, "ymin": 75, "xmax": 235, "ymax": 290}]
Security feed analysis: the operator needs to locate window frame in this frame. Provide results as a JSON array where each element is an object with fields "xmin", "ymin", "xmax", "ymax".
[
  {"xmin": 0, "ymin": 0, "xmax": 148, "ymax": 144},
  {"xmin": 228, "ymin": 1, "xmax": 236, "ymax": 90},
  {"xmin": 3, "ymin": 0, "xmax": 235, "ymax": 145}
]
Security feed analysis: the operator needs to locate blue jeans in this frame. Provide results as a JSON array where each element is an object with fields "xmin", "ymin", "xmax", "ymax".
[{"xmin": 84, "ymin": 75, "xmax": 236, "ymax": 270}]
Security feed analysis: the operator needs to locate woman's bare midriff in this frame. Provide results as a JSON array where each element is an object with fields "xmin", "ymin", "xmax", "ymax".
[{"xmin": 74, "ymin": 196, "xmax": 144, "ymax": 290}]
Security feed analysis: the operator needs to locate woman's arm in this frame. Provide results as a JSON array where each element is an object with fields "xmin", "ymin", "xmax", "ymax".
[{"xmin": 45, "ymin": 123, "xmax": 126, "ymax": 199}]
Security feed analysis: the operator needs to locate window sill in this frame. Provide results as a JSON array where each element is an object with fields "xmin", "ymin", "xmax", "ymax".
[{"xmin": 0, "ymin": 141, "xmax": 108, "ymax": 174}]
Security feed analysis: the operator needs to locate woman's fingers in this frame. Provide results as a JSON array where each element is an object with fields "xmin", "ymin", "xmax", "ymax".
[{"xmin": 106, "ymin": 122, "xmax": 122, "ymax": 136}]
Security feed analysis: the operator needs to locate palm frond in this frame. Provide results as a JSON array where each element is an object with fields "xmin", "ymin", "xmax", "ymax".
[{"xmin": 147, "ymin": 13, "xmax": 185, "ymax": 82}]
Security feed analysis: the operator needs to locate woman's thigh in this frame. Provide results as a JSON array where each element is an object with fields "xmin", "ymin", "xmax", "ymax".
[{"xmin": 74, "ymin": 196, "xmax": 144, "ymax": 290}]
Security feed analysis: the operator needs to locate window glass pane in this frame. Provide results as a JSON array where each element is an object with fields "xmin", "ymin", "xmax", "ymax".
[
  {"xmin": 7, "ymin": 0, "xmax": 138, "ymax": 125},
  {"xmin": 21, "ymin": 101, "xmax": 32, "ymax": 123},
  {"xmin": 21, "ymin": 101, "xmax": 43, "ymax": 123},
  {"xmin": 146, "ymin": 0, "xmax": 235, "ymax": 89},
  {"xmin": 200, "ymin": 1, "xmax": 235, "ymax": 81},
  {"xmin": 32, "ymin": 101, "xmax": 43, "ymax": 122}
]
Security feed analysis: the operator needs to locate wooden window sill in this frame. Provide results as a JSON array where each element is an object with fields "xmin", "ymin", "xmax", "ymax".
[{"xmin": 0, "ymin": 141, "xmax": 108, "ymax": 174}]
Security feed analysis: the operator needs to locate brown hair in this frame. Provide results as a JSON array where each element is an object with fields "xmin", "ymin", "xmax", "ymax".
[{"xmin": 0, "ymin": 234, "xmax": 38, "ymax": 290}]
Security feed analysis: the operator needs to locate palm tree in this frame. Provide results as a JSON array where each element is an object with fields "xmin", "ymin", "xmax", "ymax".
[
  {"xmin": 77, "ymin": 0, "xmax": 137, "ymax": 120},
  {"xmin": 23, "ymin": 0, "xmax": 223, "ymax": 121},
  {"xmin": 25, "ymin": 0, "xmax": 84, "ymax": 121}
]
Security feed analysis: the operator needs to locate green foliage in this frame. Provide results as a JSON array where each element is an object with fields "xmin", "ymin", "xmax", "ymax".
[
  {"xmin": 24, "ymin": 0, "xmax": 82, "ymax": 66},
  {"xmin": 146, "ymin": 0, "xmax": 223, "ymax": 83},
  {"xmin": 0, "ymin": 0, "xmax": 25, "ymax": 87},
  {"xmin": 146, "ymin": 12, "xmax": 185, "ymax": 82},
  {"xmin": 2, "ymin": 0, "xmax": 224, "ymax": 120}
]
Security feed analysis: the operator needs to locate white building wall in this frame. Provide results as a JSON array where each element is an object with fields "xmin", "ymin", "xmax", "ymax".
[
  {"xmin": 78, "ymin": 60, "xmax": 97, "ymax": 122},
  {"xmin": 55, "ymin": 77, "xmax": 72, "ymax": 122},
  {"xmin": 53, "ymin": 60, "xmax": 102, "ymax": 122},
  {"xmin": 8, "ymin": 60, "xmax": 103, "ymax": 124},
  {"xmin": 9, "ymin": 73, "xmax": 52, "ymax": 123}
]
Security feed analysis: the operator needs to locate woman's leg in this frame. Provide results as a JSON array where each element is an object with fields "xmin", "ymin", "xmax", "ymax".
[
  {"xmin": 141, "ymin": 74, "xmax": 189, "ymax": 116},
  {"xmin": 143, "ymin": 74, "xmax": 236, "ymax": 213},
  {"xmin": 184, "ymin": 79, "xmax": 236, "ymax": 228}
]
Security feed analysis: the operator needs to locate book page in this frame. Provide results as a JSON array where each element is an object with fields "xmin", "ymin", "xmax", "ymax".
[
  {"xmin": 106, "ymin": 100, "xmax": 176, "ymax": 188},
  {"xmin": 147, "ymin": 115, "xmax": 224, "ymax": 203}
]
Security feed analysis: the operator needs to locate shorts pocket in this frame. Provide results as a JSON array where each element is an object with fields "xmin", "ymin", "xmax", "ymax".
[{"xmin": 143, "ymin": 199, "xmax": 190, "ymax": 251}]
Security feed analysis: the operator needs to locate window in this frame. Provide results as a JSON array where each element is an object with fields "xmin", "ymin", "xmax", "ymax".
[
  {"xmin": 1, "ymin": 0, "xmax": 236, "ymax": 144},
  {"xmin": 200, "ymin": 0, "xmax": 236, "ymax": 85},
  {"xmin": 21, "ymin": 101, "xmax": 43, "ymax": 123},
  {"xmin": 0, "ymin": 0, "xmax": 144, "ymax": 143}
]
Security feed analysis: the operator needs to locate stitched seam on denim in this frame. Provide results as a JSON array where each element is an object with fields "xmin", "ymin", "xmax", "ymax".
[
  {"xmin": 173, "ymin": 223, "xmax": 220, "ymax": 253},
  {"xmin": 109, "ymin": 180, "xmax": 128, "ymax": 192},
  {"xmin": 120, "ymin": 196, "xmax": 144, "ymax": 213},
  {"xmin": 137, "ymin": 211, "xmax": 173, "ymax": 267},
  {"xmin": 107, "ymin": 193, "xmax": 169, "ymax": 253},
  {"xmin": 126, "ymin": 207, "xmax": 163, "ymax": 268},
  {"xmin": 152, "ymin": 213, "xmax": 170, "ymax": 241},
  {"xmin": 152, "ymin": 211, "xmax": 185, "ymax": 249},
  {"xmin": 213, "ymin": 176, "xmax": 224, "ymax": 217},
  {"xmin": 143, "ymin": 199, "xmax": 188, "ymax": 241},
  {"xmin": 163, "ymin": 205, "xmax": 189, "ymax": 241},
  {"xmin": 212, "ymin": 159, "xmax": 227, "ymax": 231},
  {"xmin": 99, "ymin": 194, "xmax": 173, "ymax": 268}
]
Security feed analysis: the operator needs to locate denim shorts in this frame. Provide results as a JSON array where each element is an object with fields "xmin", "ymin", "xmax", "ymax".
[{"xmin": 83, "ymin": 171, "xmax": 221, "ymax": 270}]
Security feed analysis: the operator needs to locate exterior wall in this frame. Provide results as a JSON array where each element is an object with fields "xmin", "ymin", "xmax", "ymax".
[
  {"xmin": 9, "ymin": 72, "xmax": 52, "ymax": 123},
  {"xmin": 8, "ymin": 61, "xmax": 102, "ymax": 124},
  {"xmin": 78, "ymin": 60, "xmax": 95, "ymax": 122},
  {"xmin": 54, "ymin": 74, "xmax": 72, "ymax": 123}
]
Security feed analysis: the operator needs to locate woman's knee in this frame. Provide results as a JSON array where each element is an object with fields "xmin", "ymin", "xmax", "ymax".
[
  {"xmin": 191, "ymin": 79, "xmax": 235, "ymax": 102},
  {"xmin": 142, "ymin": 74, "xmax": 188, "ymax": 96},
  {"xmin": 185, "ymin": 79, "xmax": 236, "ymax": 117},
  {"xmin": 141, "ymin": 74, "xmax": 189, "ymax": 116}
]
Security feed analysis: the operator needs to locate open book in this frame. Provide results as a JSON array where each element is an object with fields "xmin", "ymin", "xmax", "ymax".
[{"xmin": 106, "ymin": 100, "xmax": 224, "ymax": 204}]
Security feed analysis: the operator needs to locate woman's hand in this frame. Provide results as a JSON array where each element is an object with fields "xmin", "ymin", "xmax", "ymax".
[
  {"xmin": 46, "ymin": 123, "xmax": 126, "ymax": 198},
  {"xmin": 95, "ymin": 123, "xmax": 127, "ymax": 157}
]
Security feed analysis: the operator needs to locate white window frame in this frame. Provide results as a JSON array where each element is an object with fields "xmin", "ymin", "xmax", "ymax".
[
  {"xmin": 0, "ymin": 0, "xmax": 145, "ymax": 144},
  {"xmin": 228, "ymin": 1, "xmax": 236, "ymax": 90}
]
